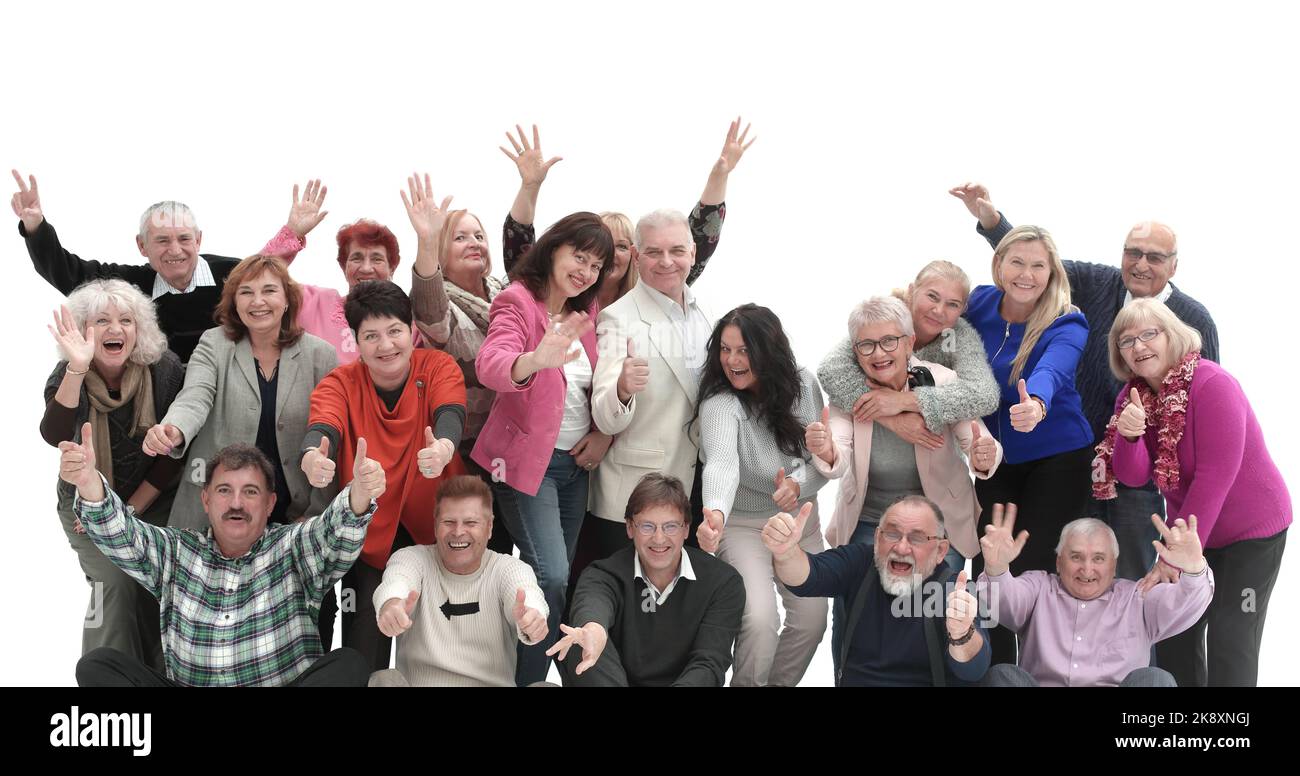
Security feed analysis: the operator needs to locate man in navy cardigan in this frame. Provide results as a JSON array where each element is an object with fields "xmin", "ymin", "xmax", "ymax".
[{"xmin": 951, "ymin": 183, "xmax": 1219, "ymax": 582}]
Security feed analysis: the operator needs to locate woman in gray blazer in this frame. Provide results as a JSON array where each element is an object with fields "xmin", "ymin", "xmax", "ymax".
[{"xmin": 142, "ymin": 254, "xmax": 338, "ymax": 530}]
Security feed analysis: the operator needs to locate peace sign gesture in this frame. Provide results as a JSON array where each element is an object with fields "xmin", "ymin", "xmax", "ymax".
[
  {"xmin": 10, "ymin": 169, "xmax": 43, "ymax": 232},
  {"xmin": 500, "ymin": 124, "xmax": 562, "ymax": 189},
  {"xmin": 400, "ymin": 172, "xmax": 455, "ymax": 243},
  {"xmin": 1151, "ymin": 514, "xmax": 1206, "ymax": 574},
  {"xmin": 979, "ymin": 503, "xmax": 1029, "ymax": 577},
  {"xmin": 286, "ymin": 179, "xmax": 329, "ymax": 239}
]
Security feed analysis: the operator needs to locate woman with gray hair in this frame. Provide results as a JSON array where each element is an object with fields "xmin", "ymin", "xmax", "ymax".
[
  {"xmin": 1094, "ymin": 298, "xmax": 1290, "ymax": 687},
  {"xmin": 810, "ymin": 294, "xmax": 1003, "ymax": 676},
  {"xmin": 42, "ymin": 279, "xmax": 186, "ymax": 670}
]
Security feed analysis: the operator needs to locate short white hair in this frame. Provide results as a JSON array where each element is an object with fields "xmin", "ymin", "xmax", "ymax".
[
  {"xmin": 138, "ymin": 201, "xmax": 199, "ymax": 241},
  {"xmin": 1055, "ymin": 518, "xmax": 1119, "ymax": 558},
  {"xmin": 633, "ymin": 208, "xmax": 689, "ymax": 251},
  {"xmin": 847, "ymin": 295, "xmax": 914, "ymax": 340},
  {"xmin": 63, "ymin": 279, "xmax": 169, "ymax": 365}
]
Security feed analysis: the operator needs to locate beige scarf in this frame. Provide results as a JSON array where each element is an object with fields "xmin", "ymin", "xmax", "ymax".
[{"xmin": 82, "ymin": 362, "xmax": 156, "ymax": 490}]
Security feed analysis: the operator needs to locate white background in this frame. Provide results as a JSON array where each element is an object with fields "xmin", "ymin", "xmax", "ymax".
[{"xmin": 2, "ymin": 0, "xmax": 1295, "ymax": 686}]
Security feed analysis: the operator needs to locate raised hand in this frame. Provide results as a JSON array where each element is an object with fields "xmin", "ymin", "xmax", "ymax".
[
  {"xmin": 377, "ymin": 590, "xmax": 419, "ymax": 638},
  {"xmin": 59, "ymin": 422, "xmax": 104, "ymax": 501},
  {"xmin": 49, "ymin": 305, "xmax": 95, "ymax": 372},
  {"xmin": 500, "ymin": 124, "xmax": 562, "ymax": 189},
  {"xmin": 10, "ymin": 169, "xmax": 43, "ymax": 231},
  {"xmin": 286, "ymin": 179, "xmax": 329, "ymax": 238},
  {"xmin": 350, "ymin": 437, "xmax": 387, "ymax": 513},
  {"xmin": 698, "ymin": 508, "xmax": 726, "ymax": 554},
  {"xmin": 948, "ymin": 181, "xmax": 997, "ymax": 228},
  {"xmin": 1009, "ymin": 379, "xmax": 1044, "ymax": 433},
  {"xmin": 946, "ymin": 570, "xmax": 977, "ymax": 639},
  {"xmin": 545, "ymin": 622, "xmax": 607, "ymax": 676},
  {"xmin": 713, "ymin": 116, "xmax": 756, "ymax": 177},
  {"xmin": 1118, "ymin": 387, "xmax": 1148, "ymax": 440},
  {"xmin": 762, "ymin": 501, "xmax": 813, "ymax": 560},
  {"xmin": 1137, "ymin": 556, "xmax": 1181, "ymax": 594},
  {"xmin": 400, "ymin": 172, "xmax": 455, "ymax": 243},
  {"xmin": 979, "ymin": 503, "xmax": 1029, "ymax": 577},
  {"xmin": 968, "ymin": 421, "xmax": 998, "ymax": 473},
  {"xmin": 142, "ymin": 423, "xmax": 184, "ymax": 457},
  {"xmin": 531, "ymin": 311, "xmax": 593, "ymax": 370},
  {"xmin": 772, "ymin": 467, "xmax": 801, "ymax": 513},
  {"xmin": 417, "ymin": 426, "xmax": 455, "ymax": 479},
  {"xmin": 302, "ymin": 437, "xmax": 337, "ymax": 488},
  {"xmin": 616, "ymin": 338, "xmax": 649, "ymax": 403},
  {"xmin": 1151, "ymin": 514, "xmax": 1206, "ymax": 574},
  {"xmin": 877, "ymin": 413, "xmax": 944, "ymax": 450},
  {"xmin": 512, "ymin": 587, "xmax": 548, "ymax": 645},
  {"xmin": 805, "ymin": 407, "xmax": 835, "ymax": 464}
]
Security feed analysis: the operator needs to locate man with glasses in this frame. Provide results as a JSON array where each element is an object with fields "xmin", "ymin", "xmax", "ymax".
[
  {"xmin": 950, "ymin": 183, "xmax": 1219, "ymax": 582},
  {"xmin": 548, "ymin": 473, "xmax": 745, "ymax": 686},
  {"xmin": 768, "ymin": 494, "xmax": 990, "ymax": 686}
]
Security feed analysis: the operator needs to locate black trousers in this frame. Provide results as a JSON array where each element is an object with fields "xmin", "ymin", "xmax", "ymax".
[
  {"xmin": 75, "ymin": 646, "xmax": 371, "ymax": 687},
  {"xmin": 340, "ymin": 522, "xmax": 415, "ymax": 672},
  {"xmin": 973, "ymin": 444, "xmax": 1094, "ymax": 666},
  {"xmin": 1156, "ymin": 529, "xmax": 1287, "ymax": 687}
]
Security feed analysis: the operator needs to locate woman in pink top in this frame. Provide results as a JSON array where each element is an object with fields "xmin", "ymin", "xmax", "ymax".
[
  {"xmin": 471, "ymin": 211, "xmax": 613, "ymax": 686},
  {"xmin": 1093, "ymin": 298, "xmax": 1291, "ymax": 686}
]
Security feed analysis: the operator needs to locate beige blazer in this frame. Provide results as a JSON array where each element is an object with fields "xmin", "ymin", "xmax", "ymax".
[{"xmin": 814, "ymin": 358, "xmax": 1002, "ymax": 558}]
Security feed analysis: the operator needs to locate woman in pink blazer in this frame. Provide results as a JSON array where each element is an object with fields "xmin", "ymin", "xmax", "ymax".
[
  {"xmin": 471, "ymin": 211, "xmax": 613, "ymax": 685},
  {"xmin": 806, "ymin": 296, "xmax": 1003, "ymax": 675}
]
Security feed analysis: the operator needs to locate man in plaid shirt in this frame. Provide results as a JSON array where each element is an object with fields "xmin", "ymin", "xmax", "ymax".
[{"xmin": 61, "ymin": 421, "xmax": 387, "ymax": 686}]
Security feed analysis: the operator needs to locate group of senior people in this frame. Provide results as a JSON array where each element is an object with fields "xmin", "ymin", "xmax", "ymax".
[{"xmin": 18, "ymin": 132, "xmax": 1290, "ymax": 687}]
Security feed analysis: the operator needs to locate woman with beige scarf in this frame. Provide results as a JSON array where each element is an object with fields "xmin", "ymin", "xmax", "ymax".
[{"xmin": 42, "ymin": 279, "xmax": 185, "ymax": 671}]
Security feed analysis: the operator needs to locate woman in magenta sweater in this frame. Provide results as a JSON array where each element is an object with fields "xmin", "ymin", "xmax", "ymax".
[{"xmin": 1094, "ymin": 298, "xmax": 1290, "ymax": 687}]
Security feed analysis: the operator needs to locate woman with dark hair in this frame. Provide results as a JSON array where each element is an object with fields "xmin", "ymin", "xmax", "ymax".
[
  {"xmin": 302, "ymin": 279, "xmax": 468, "ymax": 669},
  {"xmin": 472, "ymin": 211, "xmax": 613, "ymax": 685},
  {"xmin": 694, "ymin": 304, "xmax": 829, "ymax": 687},
  {"xmin": 142, "ymin": 254, "xmax": 338, "ymax": 531}
]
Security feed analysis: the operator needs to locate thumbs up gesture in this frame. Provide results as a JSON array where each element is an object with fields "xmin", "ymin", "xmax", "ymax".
[
  {"xmin": 418, "ymin": 426, "xmax": 455, "ymax": 479},
  {"xmin": 968, "ymin": 421, "xmax": 997, "ymax": 473},
  {"xmin": 805, "ymin": 407, "xmax": 835, "ymax": 465},
  {"xmin": 945, "ymin": 570, "xmax": 978, "ymax": 640},
  {"xmin": 302, "ymin": 436, "xmax": 337, "ymax": 489},
  {"xmin": 698, "ymin": 507, "xmax": 726, "ymax": 554},
  {"xmin": 762, "ymin": 501, "xmax": 813, "ymax": 560},
  {"xmin": 617, "ymin": 337, "xmax": 650, "ymax": 403},
  {"xmin": 1009, "ymin": 379, "xmax": 1045, "ymax": 433},
  {"xmin": 349, "ymin": 437, "xmax": 387, "ymax": 514},
  {"xmin": 1118, "ymin": 387, "xmax": 1148, "ymax": 440},
  {"xmin": 142, "ymin": 423, "xmax": 184, "ymax": 457},
  {"xmin": 512, "ymin": 586, "xmax": 549, "ymax": 645},
  {"xmin": 59, "ymin": 421, "xmax": 104, "ymax": 501},
  {"xmin": 772, "ymin": 467, "xmax": 801, "ymax": 513},
  {"xmin": 378, "ymin": 590, "xmax": 420, "ymax": 637}
]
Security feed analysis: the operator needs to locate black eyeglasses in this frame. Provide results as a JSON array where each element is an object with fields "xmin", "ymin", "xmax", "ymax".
[
  {"xmin": 1117, "ymin": 327, "xmax": 1162, "ymax": 350},
  {"xmin": 1122, "ymin": 248, "xmax": 1176, "ymax": 266},
  {"xmin": 853, "ymin": 335, "xmax": 903, "ymax": 357}
]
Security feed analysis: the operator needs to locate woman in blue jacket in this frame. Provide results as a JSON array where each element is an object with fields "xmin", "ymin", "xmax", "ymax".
[{"xmin": 965, "ymin": 225, "xmax": 1093, "ymax": 664}]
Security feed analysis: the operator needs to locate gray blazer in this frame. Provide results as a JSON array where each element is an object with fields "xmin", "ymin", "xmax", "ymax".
[{"xmin": 163, "ymin": 326, "xmax": 339, "ymax": 531}]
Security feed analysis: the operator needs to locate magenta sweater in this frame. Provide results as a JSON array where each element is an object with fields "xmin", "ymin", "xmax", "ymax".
[{"xmin": 1113, "ymin": 359, "xmax": 1291, "ymax": 548}]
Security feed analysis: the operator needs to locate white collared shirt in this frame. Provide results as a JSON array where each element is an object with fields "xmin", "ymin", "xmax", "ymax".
[
  {"xmin": 1123, "ymin": 281, "xmax": 1174, "ymax": 307},
  {"xmin": 633, "ymin": 547, "xmax": 697, "ymax": 605},
  {"xmin": 152, "ymin": 258, "xmax": 216, "ymax": 299},
  {"xmin": 640, "ymin": 283, "xmax": 711, "ymax": 380}
]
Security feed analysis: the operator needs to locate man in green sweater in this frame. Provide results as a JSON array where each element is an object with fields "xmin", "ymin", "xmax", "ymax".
[{"xmin": 549, "ymin": 473, "xmax": 745, "ymax": 686}]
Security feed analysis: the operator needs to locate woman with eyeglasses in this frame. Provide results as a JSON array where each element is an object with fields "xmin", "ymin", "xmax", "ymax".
[
  {"xmin": 1094, "ymin": 298, "xmax": 1290, "ymax": 687},
  {"xmin": 964, "ymin": 225, "xmax": 1095, "ymax": 666},
  {"xmin": 810, "ymin": 295, "xmax": 1004, "ymax": 676},
  {"xmin": 693, "ymin": 304, "xmax": 829, "ymax": 687}
]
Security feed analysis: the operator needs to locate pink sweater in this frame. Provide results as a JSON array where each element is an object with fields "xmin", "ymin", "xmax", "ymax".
[{"xmin": 1113, "ymin": 359, "xmax": 1292, "ymax": 549}]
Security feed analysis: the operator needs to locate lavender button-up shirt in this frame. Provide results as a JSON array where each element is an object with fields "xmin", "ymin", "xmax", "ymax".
[{"xmin": 977, "ymin": 569, "xmax": 1213, "ymax": 687}]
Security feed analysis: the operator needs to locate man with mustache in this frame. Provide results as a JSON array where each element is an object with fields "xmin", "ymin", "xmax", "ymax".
[
  {"xmin": 61, "ymin": 424, "xmax": 385, "ymax": 686},
  {"xmin": 767, "ymin": 494, "xmax": 989, "ymax": 686}
]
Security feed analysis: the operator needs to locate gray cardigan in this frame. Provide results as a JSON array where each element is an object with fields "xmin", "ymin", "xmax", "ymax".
[
  {"xmin": 817, "ymin": 317, "xmax": 999, "ymax": 434},
  {"xmin": 162, "ymin": 326, "xmax": 339, "ymax": 531}
]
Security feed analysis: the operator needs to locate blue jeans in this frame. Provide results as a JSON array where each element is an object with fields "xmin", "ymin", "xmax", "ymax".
[
  {"xmin": 493, "ymin": 449, "xmax": 588, "ymax": 686},
  {"xmin": 830, "ymin": 520, "xmax": 965, "ymax": 679},
  {"xmin": 1088, "ymin": 484, "xmax": 1163, "ymax": 581}
]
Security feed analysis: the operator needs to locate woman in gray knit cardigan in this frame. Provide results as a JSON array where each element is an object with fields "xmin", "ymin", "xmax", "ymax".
[{"xmin": 817, "ymin": 260, "xmax": 1000, "ymax": 440}]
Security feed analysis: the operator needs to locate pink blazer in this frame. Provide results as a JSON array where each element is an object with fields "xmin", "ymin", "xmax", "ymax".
[
  {"xmin": 813, "ymin": 358, "xmax": 1002, "ymax": 558},
  {"xmin": 471, "ymin": 282, "xmax": 599, "ymax": 496}
]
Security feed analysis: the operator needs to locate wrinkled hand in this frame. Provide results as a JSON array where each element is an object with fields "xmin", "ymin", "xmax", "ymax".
[
  {"xmin": 946, "ymin": 570, "xmax": 977, "ymax": 639},
  {"xmin": 698, "ymin": 508, "xmax": 725, "ymax": 554},
  {"xmin": 967, "ymin": 421, "xmax": 997, "ymax": 473},
  {"xmin": 617, "ymin": 338, "xmax": 649, "ymax": 402},
  {"xmin": 979, "ymin": 502, "xmax": 1028, "ymax": 577},
  {"xmin": 500, "ymin": 124, "xmax": 562, "ymax": 188},
  {"xmin": 877, "ymin": 412, "xmax": 944, "ymax": 450},
  {"xmin": 712, "ymin": 116, "xmax": 756, "ymax": 176},
  {"xmin": 545, "ymin": 622, "xmax": 607, "ymax": 675},
  {"xmin": 350, "ymin": 437, "xmax": 386, "ymax": 512},
  {"xmin": 400, "ymin": 172, "xmax": 454, "ymax": 243},
  {"xmin": 10, "ymin": 169, "xmax": 43, "ymax": 231},
  {"xmin": 142, "ymin": 423, "xmax": 184, "ymax": 457},
  {"xmin": 762, "ymin": 501, "xmax": 813, "ymax": 560},
  {"xmin": 772, "ymin": 467, "xmax": 801, "ymax": 513},
  {"xmin": 948, "ymin": 181, "xmax": 997, "ymax": 227},
  {"xmin": 1138, "ymin": 556, "xmax": 1181, "ymax": 594},
  {"xmin": 1009, "ymin": 379, "xmax": 1044, "ymax": 433},
  {"xmin": 417, "ymin": 426, "xmax": 455, "ymax": 479},
  {"xmin": 805, "ymin": 407, "xmax": 835, "ymax": 464},
  {"xmin": 377, "ymin": 590, "xmax": 419, "ymax": 638},
  {"xmin": 852, "ymin": 386, "xmax": 910, "ymax": 422},
  {"xmin": 1152, "ymin": 513, "xmax": 1206, "ymax": 574},
  {"xmin": 569, "ymin": 430, "xmax": 612, "ymax": 471},
  {"xmin": 512, "ymin": 587, "xmax": 548, "ymax": 645},
  {"xmin": 49, "ymin": 304, "xmax": 95, "ymax": 372},
  {"xmin": 1118, "ymin": 387, "xmax": 1147, "ymax": 440},
  {"xmin": 287, "ymin": 179, "xmax": 329, "ymax": 238},
  {"xmin": 59, "ymin": 422, "xmax": 103, "ymax": 501},
  {"xmin": 531, "ymin": 311, "xmax": 592, "ymax": 370}
]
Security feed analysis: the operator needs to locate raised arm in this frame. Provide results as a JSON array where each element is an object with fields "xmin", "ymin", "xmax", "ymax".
[
  {"xmin": 402, "ymin": 173, "xmax": 456, "ymax": 347},
  {"xmin": 687, "ymin": 118, "xmax": 752, "ymax": 285},
  {"xmin": 500, "ymin": 124, "xmax": 559, "ymax": 274}
]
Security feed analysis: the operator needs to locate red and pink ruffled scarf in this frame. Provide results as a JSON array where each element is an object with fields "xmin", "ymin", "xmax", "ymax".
[{"xmin": 1092, "ymin": 350, "xmax": 1200, "ymax": 499}]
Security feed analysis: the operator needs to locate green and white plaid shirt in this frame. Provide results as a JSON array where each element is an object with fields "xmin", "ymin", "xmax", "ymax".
[{"xmin": 75, "ymin": 476, "xmax": 375, "ymax": 687}]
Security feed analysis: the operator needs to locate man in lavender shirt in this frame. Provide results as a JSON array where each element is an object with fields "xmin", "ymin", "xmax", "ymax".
[{"xmin": 976, "ymin": 504, "xmax": 1212, "ymax": 687}]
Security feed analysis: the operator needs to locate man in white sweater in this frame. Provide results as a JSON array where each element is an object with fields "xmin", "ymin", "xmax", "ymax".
[{"xmin": 370, "ymin": 476, "xmax": 548, "ymax": 687}]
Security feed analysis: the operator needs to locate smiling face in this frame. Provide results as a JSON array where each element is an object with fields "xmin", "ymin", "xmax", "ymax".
[
  {"xmin": 87, "ymin": 301, "xmax": 138, "ymax": 375},
  {"xmin": 854, "ymin": 320, "xmax": 914, "ymax": 391},
  {"xmin": 874, "ymin": 501, "xmax": 949, "ymax": 597},
  {"xmin": 719, "ymin": 324, "xmax": 756, "ymax": 392},
  {"xmin": 909, "ymin": 278, "xmax": 966, "ymax": 345},
  {"xmin": 997, "ymin": 239, "xmax": 1051, "ymax": 309},
  {"xmin": 234, "ymin": 269, "xmax": 287, "ymax": 340},
  {"xmin": 1120, "ymin": 223, "xmax": 1178, "ymax": 298},
  {"xmin": 1057, "ymin": 531, "xmax": 1117, "ymax": 601},
  {"xmin": 627, "ymin": 503, "xmax": 688, "ymax": 582},
  {"xmin": 434, "ymin": 496, "xmax": 493, "ymax": 575},
  {"xmin": 357, "ymin": 314, "xmax": 414, "ymax": 390},
  {"xmin": 603, "ymin": 223, "xmax": 634, "ymax": 291},
  {"xmin": 1119, "ymin": 321, "xmax": 1171, "ymax": 386},
  {"xmin": 200, "ymin": 464, "xmax": 275, "ymax": 558},
  {"xmin": 549, "ymin": 242, "xmax": 604, "ymax": 299},
  {"xmin": 443, "ymin": 213, "xmax": 489, "ymax": 282},
  {"xmin": 343, "ymin": 241, "xmax": 393, "ymax": 288},
  {"xmin": 635, "ymin": 222, "xmax": 694, "ymax": 302},
  {"xmin": 137, "ymin": 215, "xmax": 202, "ymax": 290}
]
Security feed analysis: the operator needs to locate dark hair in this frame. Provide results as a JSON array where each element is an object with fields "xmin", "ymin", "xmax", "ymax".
[
  {"xmin": 883, "ymin": 494, "xmax": 947, "ymax": 538},
  {"xmin": 344, "ymin": 280, "xmax": 413, "ymax": 334},
  {"xmin": 436, "ymin": 475, "xmax": 494, "ymax": 519},
  {"xmin": 691, "ymin": 304, "xmax": 807, "ymax": 459},
  {"xmin": 336, "ymin": 219, "xmax": 401, "ymax": 271},
  {"xmin": 508, "ymin": 212, "xmax": 614, "ymax": 313},
  {"xmin": 203, "ymin": 443, "xmax": 275, "ymax": 491},
  {"xmin": 623, "ymin": 472, "xmax": 691, "ymax": 524},
  {"xmin": 215, "ymin": 254, "xmax": 304, "ymax": 347}
]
